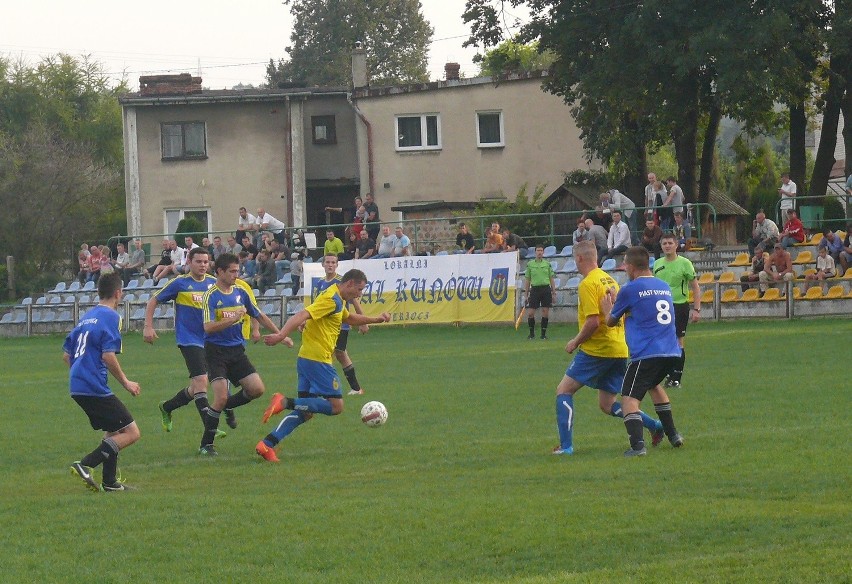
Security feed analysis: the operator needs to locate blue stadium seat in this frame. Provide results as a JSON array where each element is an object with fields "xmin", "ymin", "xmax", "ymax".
[
  {"xmin": 67, "ymin": 281, "xmax": 81, "ymax": 292},
  {"xmin": 1, "ymin": 313, "xmax": 13, "ymax": 324},
  {"xmin": 563, "ymin": 276, "xmax": 581, "ymax": 290},
  {"xmin": 164, "ymin": 307, "xmax": 175, "ymax": 319},
  {"xmin": 436, "ymin": 250, "xmax": 449, "ymax": 256},
  {"xmin": 49, "ymin": 296, "xmax": 61, "ymax": 305},
  {"xmin": 125, "ymin": 279, "xmax": 139, "ymax": 290},
  {"xmin": 601, "ymin": 258, "xmax": 617, "ymax": 271},
  {"xmin": 36, "ymin": 296, "xmax": 47, "ymax": 305},
  {"xmin": 124, "ymin": 293, "xmax": 136, "ymax": 303},
  {"xmin": 57, "ymin": 310, "xmax": 73, "ymax": 323},
  {"xmin": 543, "ymin": 245, "xmax": 557, "ymax": 258},
  {"xmin": 130, "ymin": 308, "xmax": 145, "ymax": 320},
  {"xmin": 559, "ymin": 245, "xmax": 573, "ymax": 257},
  {"xmin": 558, "ymin": 259, "xmax": 577, "ymax": 273},
  {"xmin": 14, "ymin": 311, "xmax": 27, "ymax": 323},
  {"xmin": 64, "ymin": 295, "xmax": 75, "ymax": 304},
  {"xmin": 82, "ymin": 281, "xmax": 95, "ymax": 291},
  {"xmin": 263, "ymin": 288, "xmax": 278, "ymax": 297},
  {"xmin": 41, "ymin": 310, "xmax": 56, "ymax": 323},
  {"xmin": 525, "ymin": 248, "xmax": 537, "ymax": 259},
  {"xmin": 21, "ymin": 297, "xmax": 33, "ymax": 306},
  {"xmin": 137, "ymin": 293, "xmax": 150, "ymax": 302},
  {"xmin": 49, "ymin": 281, "xmax": 67, "ymax": 294},
  {"xmin": 78, "ymin": 294, "xmax": 91, "ymax": 304},
  {"xmin": 138, "ymin": 278, "xmax": 154, "ymax": 290},
  {"xmin": 277, "ymin": 273, "xmax": 292, "ymax": 285}
]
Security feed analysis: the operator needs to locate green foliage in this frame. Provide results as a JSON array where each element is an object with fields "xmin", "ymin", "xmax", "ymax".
[
  {"xmin": 0, "ymin": 320, "xmax": 849, "ymax": 582},
  {"xmin": 821, "ymin": 196, "xmax": 846, "ymax": 231},
  {"xmin": 471, "ymin": 183, "xmax": 550, "ymax": 243},
  {"xmin": 475, "ymin": 39, "xmax": 555, "ymax": 77},
  {"xmin": 647, "ymin": 146, "xmax": 679, "ymax": 185},
  {"xmin": 267, "ymin": 0, "xmax": 432, "ymax": 87},
  {"xmin": 175, "ymin": 217, "xmax": 206, "ymax": 239}
]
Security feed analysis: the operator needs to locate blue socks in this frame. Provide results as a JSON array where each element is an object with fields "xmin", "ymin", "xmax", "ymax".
[
  {"xmin": 556, "ymin": 395, "xmax": 574, "ymax": 450},
  {"xmin": 265, "ymin": 411, "xmax": 307, "ymax": 446},
  {"xmin": 293, "ymin": 397, "xmax": 333, "ymax": 415},
  {"xmin": 610, "ymin": 401, "xmax": 662, "ymax": 432}
]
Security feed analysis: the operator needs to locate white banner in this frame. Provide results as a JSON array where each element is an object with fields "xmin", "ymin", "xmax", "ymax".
[{"xmin": 303, "ymin": 254, "xmax": 518, "ymax": 324}]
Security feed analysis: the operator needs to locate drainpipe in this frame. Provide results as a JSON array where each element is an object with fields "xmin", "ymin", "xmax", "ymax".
[
  {"xmin": 284, "ymin": 95, "xmax": 294, "ymax": 224},
  {"xmin": 347, "ymin": 94, "xmax": 375, "ymax": 196}
]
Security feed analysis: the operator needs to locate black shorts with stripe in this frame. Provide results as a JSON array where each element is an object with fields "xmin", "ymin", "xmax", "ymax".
[
  {"xmin": 673, "ymin": 302, "xmax": 690, "ymax": 338},
  {"xmin": 205, "ymin": 343, "xmax": 257, "ymax": 386},
  {"xmin": 72, "ymin": 394, "xmax": 135, "ymax": 433},
  {"xmin": 621, "ymin": 357, "xmax": 680, "ymax": 401},
  {"xmin": 179, "ymin": 345, "xmax": 208, "ymax": 378},
  {"xmin": 335, "ymin": 328, "xmax": 349, "ymax": 352}
]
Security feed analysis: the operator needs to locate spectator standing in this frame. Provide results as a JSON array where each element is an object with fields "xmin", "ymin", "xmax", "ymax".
[
  {"xmin": 456, "ymin": 223, "xmax": 475, "ymax": 253},
  {"xmin": 289, "ymin": 252, "xmax": 303, "ymax": 296},
  {"xmin": 591, "ymin": 205, "xmax": 613, "ymax": 231},
  {"xmin": 662, "ymin": 177, "xmax": 685, "ymax": 231},
  {"xmin": 748, "ymin": 211, "xmax": 780, "ymax": 258},
  {"xmin": 392, "ymin": 226, "xmax": 412, "ymax": 257},
  {"xmin": 778, "ymin": 173, "xmax": 797, "ymax": 213},
  {"xmin": 584, "ymin": 218, "xmax": 608, "ymax": 259},
  {"xmin": 601, "ymin": 189, "xmax": 637, "ymax": 240},
  {"xmin": 601, "ymin": 210, "xmax": 631, "ymax": 266},
  {"xmin": 524, "ymin": 245, "xmax": 556, "ymax": 340},
  {"xmin": 672, "ymin": 211, "xmax": 692, "ymax": 251},
  {"xmin": 643, "ymin": 172, "xmax": 659, "ymax": 219},
  {"xmin": 236, "ymin": 207, "xmax": 257, "ymax": 244},
  {"xmin": 363, "ymin": 193, "xmax": 381, "ymax": 241},
  {"xmin": 640, "ymin": 219, "xmax": 663, "ymax": 259},
  {"xmin": 256, "ymin": 208, "xmax": 286, "ymax": 243},
  {"xmin": 778, "ymin": 209, "xmax": 805, "ymax": 249}
]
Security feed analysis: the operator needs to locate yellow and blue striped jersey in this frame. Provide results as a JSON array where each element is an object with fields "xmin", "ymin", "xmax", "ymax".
[
  {"xmin": 153, "ymin": 274, "xmax": 216, "ymax": 347},
  {"xmin": 202, "ymin": 284, "xmax": 261, "ymax": 347}
]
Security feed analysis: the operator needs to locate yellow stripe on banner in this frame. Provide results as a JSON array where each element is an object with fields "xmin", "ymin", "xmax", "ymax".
[{"xmin": 354, "ymin": 290, "xmax": 515, "ymax": 324}]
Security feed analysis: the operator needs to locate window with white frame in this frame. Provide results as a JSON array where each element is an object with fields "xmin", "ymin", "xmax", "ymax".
[
  {"xmin": 164, "ymin": 208, "xmax": 210, "ymax": 237},
  {"xmin": 476, "ymin": 111, "xmax": 504, "ymax": 147},
  {"xmin": 395, "ymin": 114, "xmax": 441, "ymax": 151},
  {"xmin": 161, "ymin": 121, "xmax": 207, "ymax": 160}
]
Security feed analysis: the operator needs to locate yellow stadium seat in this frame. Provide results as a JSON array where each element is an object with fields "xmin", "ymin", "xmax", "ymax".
[
  {"xmin": 798, "ymin": 268, "xmax": 817, "ymax": 280},
  {"xmin": 728, "ymin": 253, "xmax": 750, "ymax": 267},
  {"xmin": 793, "ymin": 287, "xmax": 802, "ymax": 299},
  {"xmin": 697, "ymin": 273, "xmax": 715, "ymax": 284},
  {"xmin": 808, "ymin": 232, "xmax": 823, "ymax": 246},
  {"xmin": 741, "ymin": 288, "xmax": 760, "ymax": 301},
  {"xmin": 825, "ymin": 285, "xmax": 844, "ymax": 299},
  {"xmin": 802, "ymin": 286, "xmax": 824, "ymax": 300},
  {"xmin": 759, "ymin": 288, "xmax": 782, "ymax": 301},
  {"xmin": 717, "ymin": 272, "xmax": 735, "ymax": 283},
  {"xmin": 721, "ymin": 289, "xmax": 739, "ymax": 302},
  {"xmin": 793, "ymin": 251, "xmax": 814, "ymax": 265},
  {"xmin": 701, "ymin": 289, "xmax": 714, "ymax": 303},
  {"xmin": 836, "ymin": 231, "xmax": 846, "ymax": 241},
  {"xmin": 842, "ymin": 268, "xmax": 852, "ymax": 279}
]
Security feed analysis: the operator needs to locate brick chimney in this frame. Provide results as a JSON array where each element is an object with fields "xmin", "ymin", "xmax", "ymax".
[
  {"xmin": 351, "ymin": 42, "xmax": 368, "ymax": 89},
  {"xmin": 139, "ymin": 73, "xmax": 202, "ymax": 96},
  {"xmin": 445, "ymin": 62, "xmax": 461, "ymax": 81}
]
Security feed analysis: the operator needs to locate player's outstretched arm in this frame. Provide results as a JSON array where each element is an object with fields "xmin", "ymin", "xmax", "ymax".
[
  {"xmin": 264, "ymin": 309, "xmax": 311, "ymax": 347},
  {"xmin": 345, "ymin": 312, "xmax": 390, "ymax": 327},
  {"xmin": 253, "ymin": 310, "xmax": 280, "ymax": 337},
  {"xmin": 103, "ymin": 352, "xmax": 140, "ymax": 396}
]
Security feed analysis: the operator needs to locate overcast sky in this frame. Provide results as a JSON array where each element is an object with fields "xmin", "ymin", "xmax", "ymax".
[{"xmin": 1, "ymin": 0, "xmax": 527, "ymax": 90}]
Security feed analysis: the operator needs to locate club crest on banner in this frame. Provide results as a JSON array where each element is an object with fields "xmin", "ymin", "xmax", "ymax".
[{"xmin": 488, "ymin": 268, "xmax": 509, "ymax": 305}]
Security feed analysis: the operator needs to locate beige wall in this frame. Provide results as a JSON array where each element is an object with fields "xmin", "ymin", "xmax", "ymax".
[
  {"xmin": 302, "ymin": 99, "xmax": 359, "ymax": 180},
  {"xmin": 353, "ymin": 77, "xmax": 599, "ymax": 222}
]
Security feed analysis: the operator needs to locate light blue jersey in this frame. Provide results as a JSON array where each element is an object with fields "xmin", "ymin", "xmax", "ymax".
[
  {"xmin": 610, "ymin": 276, "xmax": 681, "ymax": 361},
  {"xmin": 153, "ymin": 274, "xmax": 216, "ymax": 347},
  {"xmin": 63, "ymin": 305, "xmax": 123, "ymax": 397}
]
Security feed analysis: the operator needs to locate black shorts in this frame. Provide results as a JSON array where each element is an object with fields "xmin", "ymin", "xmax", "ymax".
[
  {"xmin": 205, "ymin": 343, "xmax": 257, "ymax": 386},
  {"xmin": 527, "ymin": 285, "xmax": 553, "ymax": 309},
  {"xmin": 72, "ymin": 394, "xmax": 135, "ymax": 433},
  {"xmin": 673, "ymin": 302, "xmax": 690, "ymax": 338},
  {"xmin": 335, "ymin": 329, "xmax": 349, "ymax": 352},
  {"xmin": 621, "ymin": 357, "xmax": 680, "ymax": 401},
  {"xmin": 179, "ymin": 345, "xmax": 208, "ymax": 378}
]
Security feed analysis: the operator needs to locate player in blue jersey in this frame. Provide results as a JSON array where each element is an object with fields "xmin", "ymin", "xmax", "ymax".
[
  {"xmin": 198, "ymin": 253, "xmax": 281, "ymax": 455},
  {"xmin": 257, "ymin": 269, "xmax": 390, "ymax": 462},
  {"xmin": 65, "ymin": 273, "xmax": 141, "ymax": 492},
  {"xmin": 312, "ymin": 254, "xmax": 369, "ymax": 395},
  {"xmin": 143, "ymin": 247, "xmax": 237, "ymax": 443},
  {"xmin": 603, "ymin": 246, "xmax": 685, "ymax": 456}
]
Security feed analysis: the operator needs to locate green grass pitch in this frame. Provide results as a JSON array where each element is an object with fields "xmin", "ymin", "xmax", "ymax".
[{"xmin": 0, "ymin": 319, "xmax": 849, "ymax": 583}]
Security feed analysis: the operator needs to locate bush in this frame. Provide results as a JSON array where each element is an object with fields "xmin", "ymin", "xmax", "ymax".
[
  {"xmin": 822, "ymin": 197, "xmax": 847, "ymax": 232},
  {"xmin": 175, "ymin": 218, "xmax": 206, "ymax": 240}
]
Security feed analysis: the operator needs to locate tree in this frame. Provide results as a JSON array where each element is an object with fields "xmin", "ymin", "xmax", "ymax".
[
  {"xmin": 475, "ymin": 39, "xmax": 554, "ymax": 77},
  {"xmin": 267, "ymin": 0, "xmax": 433, "ymax": 87}
]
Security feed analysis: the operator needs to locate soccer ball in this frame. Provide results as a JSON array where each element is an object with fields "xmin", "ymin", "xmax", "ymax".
[{"xmin": 360, "ymin": 401, "xmax": 388, "ymax": 427}]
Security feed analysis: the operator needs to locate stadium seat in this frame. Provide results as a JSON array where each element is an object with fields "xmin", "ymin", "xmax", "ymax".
[
  {"xmin": 125, "ymin": 279, "xmax": 139, "ymax": 290},
  {"xmin": 807, "ymin": 232, "xmax": 823, "ymax": 246},
  {"xmin": 41, "ymin": 310, "xmax": 56, "ymax": 323},
  {"xmin": 82, "ymin": 281, "xmax": 95, "ymax": 291},
  {"xmin": 1, "ymin": 313, "xmax": 13, "ymax": 324},
  {"xmin": 525, "ymin": 248, "xmax": 537, "ymax": 259},
  {"xmin": 563, "ymin": 276, "xmax": 581, "ymax": 290},
  {"xmin": 277, "ymin": 273, "xmax": 293, "ymax": 285},
  {"xmin": 263, "ymin": 288, "xmax": 278, "ymax": 297},
  {"xmin": 601, "ymin": 258, "xmax": 617, "ymax": 271},
  {"xmin": 57, "ymin": 310, "xmax": 73, "ymax": 323},
  {"xmin": 741, "ymin": 288, "xmax": 760, "ymax": 301},
  {"xmin": 700, "ymin": 289, "xmax": 714, "ymax": 303},
  {"xmin": 798, "ymin": 268, "xmax": 817, "ymax": 280},
  {"xmin": 825, "ymin": 285, "xmax": 844, "ymax": 299},
  {"xmin": 49, "ymin": 296, "xmax": 61, "ymax": 305},
  {"xmin": 792, "ymin": 287, "xmax": 802, "ymax": 299},
  {"xmin": 13, "ymin": 312, "xmax": 27, "ymax": 324},
  {"xmin": 137, "ymin": 293, "xmax": 150, "ymax": 302},
  {"xmin": 49, "ymin": 281, "xmax": 67, "ymax": 294},
  {"xmin": 802, "ymin": 286, "xmax": 823, "ymax": 300},
  {"xmin": 124, "ymin": 293, "xmax": 136, "ymax": 303},
  {"xmin": 78, "ymin": 294, "xmax": 92, "ymax": 304},
  {"xmin": 721, "ymin": 289, "xmax": 739, "ymax": 302},
  {"xmin": 697, "ymin": 273, "xmax": 715, "ymax": 285},
  {"xmin": 436, "ymin": 250, "xmax": 449, "ymax": 256},
  {"xmin": 793, "ymin": 251, "xmax": 814, "ymax": 265},
  {"xmin": 287, "ymin": 302, "xmax": 304, "ymax": 316},
  {"xmin": 67, "ymin": 281, "xmax": 81, "ymax": 292},
  {"xmin": 559, "ymin": 245, "xmax": 573, "ymax": 257},
  {"xmin": 728, "ymin": 253, "xmax": 750, "ymax": 267},
  {"xmin": 558, "ymin": 259, "xmax": 577, "ymax": 273},
  {"xmin": 35, "ymin": 296, "xmax": 47, "ymax": 305},
  {"xmin": 759, "ymin": 288, "xmax": 781, "ymax": 301},
  {"xmin": 130, "ymin": 308, "xmax": 145, "ymax": 320},
  {"xmin": 842, "ymin": 268, "xmax": 852, "ymax": 279},
  {"xmin": 717, "ymin": 272, "xmax": 735, "ymax": 283},
  {"xmin": 648, "ymin": 257, "xmax": 655, "ymax": 269},
  {"xmin": 549, "ymin": 260, "xmax": 559, "ymax": 272},
  {"xmin": 138, "ymin": 278, "xmax": 154, "ymax": 290},
  {"xmin": 543, "ymin": 245, "xmax": 557, "ymax": 258},
  {"xmin": 21, "ymin": 297, "xmax": 33, "ymax": 306},
  {"xmin": 164, "ymin": 307, "xmax": 175, "ymax": 318},
  {"xmin": 252, "ymin": 288, "xmax": 260, "ymax": 297}
]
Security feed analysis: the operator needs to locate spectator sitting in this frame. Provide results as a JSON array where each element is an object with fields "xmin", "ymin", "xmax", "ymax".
[
  {"xmin": 456, "ymin": 223, "xmax": 475, "ymax": 253},
  {"xmin": 374, "ymin": 225, "xmax": 396, "ymax": 259},
  {"xmin": 255, "ymin": 249, "xmax": 277, "ymax": 293},
  {"xmin": 113, "ymin": 242, "xmax": 130, "ymax": 281},
  {"xmin": 840, "ymin": 224, "xmax": 852, "ymax": 273},
  {"xmin": 584, "ymin": 218, "xmax": 608, "ymax": 259},
  {"xmin": 600, "ymin": 210, "xmax": 630, "ymax": 266},
  {"xmin": 122, "ymin": 238, "xmax": 146, "ymax": 286},
  {"xmin": 98, "ymin": 245, "xmax": 114, "ymax": 277},
  {"xmin": 502, "ymin": 228, "xmax": 528, "ymax": 256},
  {"xmin": 240, "ymin": 235, "xmax": 258, "ymax": 259},
  {"xmin": 759, "ymin": 243, "xmax": 794, "ymax": 293},
  {"xmin": 805, "ymin": 247, "xmax": 836, "ymax": 289},
  {"xmin": 345, "ymin": 230, "xmax": 358, "ymax": 259},
  {"xmin": 601, "ymin": 189, "xmax": 637, "ymax": 239},
  {"xmin": 323, "ymin": 229, "xmax": 345, "ymax": 259},
  {"xmin": 147, "ymin": 239, "xmax": 172, "ymax": 279},
  {"xmin": 572, "ymin": 217, "xmax": 588, "ymax": 246},
  {"xmin": 748, "ymin": 210, "xmax": 780, "ymax": 257},
  {"xmin": 87, "ymin": 246, "xmax": 103, "ymax": 283},
  {"xmin": 641, "ymin": 219, "xmax": 663, "ymax": 259},
  {"xmin": 355, "ymin": 229, "xmax": 376, "ymax": 259},
  {"xmin": 224, "ymin": 235, "xmax": 242, "ymax": 255},
  {"xmin": 288, "ymin": 252, "xmax": 303, "ymax": 296},
  {"xmin": 672, "ymin": 211, "xmax": 692, "ymax": 251},
  {"xmin": 391, "ymin": 225, "xmax": 412, "ymax": 257},
  {"xmin": 818, "ymin": 229, "xmax": 844, "ymax": 263},
  {"xmin": 77, "ymin": 249, "xmax": 90, "ymax": 284},
  {"xmin": 175, "ymin": 236, "xmax": 198, "ymax": 275},
  {"xmin": 482, "ymin": 222, "xmax": 504, "ymax": 253},
  {"xmin": 210, "ymin": 235, "xmax": 227, "ymax": 260},
  {"xmin": 152, "ymin": 239, "xmax": 181, "ymax": 282},
  {"xmin": 238, "ymin": 250, "xmax": 256, "ymax": 283},
  {"xmin": 741, "ymin": 252, "xmax": 767, "ymax": 292},
  {"xmin": 779, "ymin": 209, "xmax": 805, "ymax": 249}
]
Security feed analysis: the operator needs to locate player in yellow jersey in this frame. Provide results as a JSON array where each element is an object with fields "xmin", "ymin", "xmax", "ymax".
[
  {"xmin": 553, "ymin": 241, "xmax": 663, "ymax": 455},
  {"xmin": 256, "ymin": 269, "xmax": 390, "ymax": 462}
]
